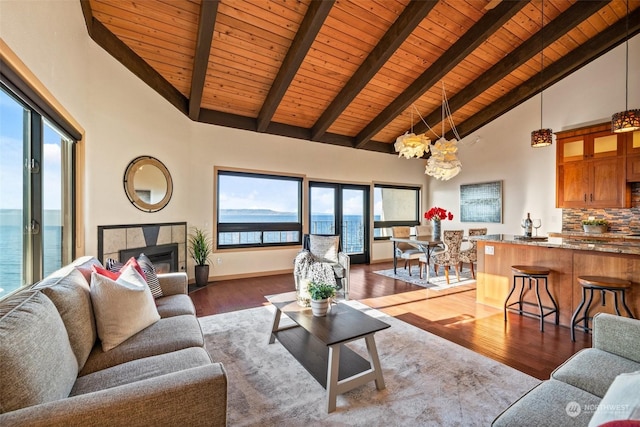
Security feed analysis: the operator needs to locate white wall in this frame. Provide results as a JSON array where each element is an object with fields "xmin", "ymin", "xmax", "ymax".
[
  {"xmin": 428, "ymin": 35, "xmax": 640, "ymax": 237},
  {"xmin": 0, "ymin": 0, "xmax": 427, "ymax": 279}
]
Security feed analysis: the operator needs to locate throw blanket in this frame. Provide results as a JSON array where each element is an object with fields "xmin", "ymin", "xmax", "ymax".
[{"xmin": 293, "ymin": 251, "xmax": 337, "ymax": 287}]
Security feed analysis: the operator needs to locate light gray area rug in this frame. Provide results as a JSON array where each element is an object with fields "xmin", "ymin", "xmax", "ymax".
[
  {"xmin": 199, "ymin": 301, "xmax": 539, "ymax": 426},
  {"xmin": 374, "ymin": 266, "xmax": 476, "ymax": 289}
]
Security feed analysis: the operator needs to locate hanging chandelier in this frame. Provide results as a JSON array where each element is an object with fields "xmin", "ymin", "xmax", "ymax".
[
  {"xmin": 423, "ymin": 83, "xmax": 462, "ymax": 180},
  {"xmin": 394, "ymin": 108, "xmax": 430, "ymax": 159},
  {"xmin": 424, "ymin": 137, "xmax": 462, "ymax": 181},
  {"xmin": 394, "ymin": 132, "xmax": 430, "ymax": 159},
  {"xmin": 393, "ymin": 84, "xmax": 462, "ymax": 180},
  {"xmin": 612, "ymin": 0, "xmax": 640, "ymax": 133},
  {"xmin": 531, "ymin": 0, "xmax": 553, "ymax": 147}
]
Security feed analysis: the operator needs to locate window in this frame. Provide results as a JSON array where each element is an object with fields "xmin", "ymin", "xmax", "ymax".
[
  {"xmin": 373, "ymin": 184, "xmax": 420, "ymax": 239},
  {"xmin": 0, "ymin": 81, "xmax": 76, "ymax": 299},
  {"xmin": 216, "ymin": 170, "xmax": 302, "ymax": 248}
]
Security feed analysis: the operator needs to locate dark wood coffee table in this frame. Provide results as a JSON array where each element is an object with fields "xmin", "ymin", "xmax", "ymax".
[{"xmin": 265, "ymin": 291, "xmax": 390, "ymax": 413}]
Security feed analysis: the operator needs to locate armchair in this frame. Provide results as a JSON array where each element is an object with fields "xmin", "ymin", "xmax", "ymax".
[{"xmin": 294, "ymin": 234, "xmax": 350, "ymax": 306}]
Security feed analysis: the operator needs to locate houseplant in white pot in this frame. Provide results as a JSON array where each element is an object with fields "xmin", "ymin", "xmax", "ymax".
[
  {"xmin": 307, "ymin": 282, "xmax": 336, "ymax": 317},
  {"xmin": 189, "ymin": 227, "xmax": 213, "ymax": 287}
]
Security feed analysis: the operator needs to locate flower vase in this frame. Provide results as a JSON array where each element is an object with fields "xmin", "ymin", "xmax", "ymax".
[{"xmin": 432, "ymin": 220, "xmax": 442, "ymax": 241}]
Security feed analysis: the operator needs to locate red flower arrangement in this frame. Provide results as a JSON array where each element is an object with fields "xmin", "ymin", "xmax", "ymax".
[{"xmin": 424, "ymin": 207, "xmax": 453, "ymax": 222}]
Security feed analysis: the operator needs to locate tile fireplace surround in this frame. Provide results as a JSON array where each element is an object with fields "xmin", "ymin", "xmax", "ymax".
[{"xmin": 97, "ymin": 222, "xmax": 187, "ymax": 273}]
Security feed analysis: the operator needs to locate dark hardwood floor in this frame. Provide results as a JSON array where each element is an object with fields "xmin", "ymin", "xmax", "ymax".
[{"xmin": 189, "ymin": 261, "xmax": 591, "ymax": 380}]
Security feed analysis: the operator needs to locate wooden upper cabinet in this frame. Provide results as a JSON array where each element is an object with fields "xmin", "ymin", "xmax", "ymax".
[
  {"xmin": 625, "ymin": 131, "xmax": 640, "ymax": 182},
  {"xmin": 556, "ymin": 122, "xmax": 630, "ymax": 208}
]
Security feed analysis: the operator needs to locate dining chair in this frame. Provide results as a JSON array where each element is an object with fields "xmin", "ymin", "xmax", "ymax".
[
  {"xmin": 414, "ymin": 224, "xmax": 432, "ymax": 237},
  {"xmin": 429, "ymin": 230, "xmax": 464, "ymax": 284},
  {"xmin": 392, "ymin": 226, "xmax": 421, "ymax": 276},
  {"xmin": 459, "ymin": 228, "xmax": 487, "ymax": 279}
]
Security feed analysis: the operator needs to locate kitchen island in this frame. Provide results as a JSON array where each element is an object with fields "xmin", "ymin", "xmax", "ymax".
[{"xmin": 475, "ymin": 234, "xmax": 640, "ymax": 327}]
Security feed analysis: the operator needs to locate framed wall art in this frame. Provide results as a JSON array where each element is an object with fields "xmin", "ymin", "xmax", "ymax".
[{"xmin": 459, "ymin": 181, "xmax": 502, "ymax": 223}]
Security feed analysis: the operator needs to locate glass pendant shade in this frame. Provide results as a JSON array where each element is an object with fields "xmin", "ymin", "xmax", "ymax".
[
  {"xmin": 612, "ymin": 109, "xmax": 640, "ymax": 133},
  {"xmin": 531, "ymin": 128, "xmax": 553, "ymax": 147}
]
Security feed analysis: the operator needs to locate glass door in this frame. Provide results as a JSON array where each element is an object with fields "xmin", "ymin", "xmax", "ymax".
[{"xmin": 309, "ymin": 182, "xmax": 369, "ymax": 264}]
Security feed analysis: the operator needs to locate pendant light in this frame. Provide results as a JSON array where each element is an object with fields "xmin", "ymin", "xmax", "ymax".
[
  {"xmin": 611, "ymin": 0, "xmax": 640, "ymax": 133},
  {"xmin": 531, "ymin": 0, "xmax": 552, "ymax": 147}
]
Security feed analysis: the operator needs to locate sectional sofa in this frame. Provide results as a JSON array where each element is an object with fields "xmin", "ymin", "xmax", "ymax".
[
  {"xmin": 493, "ymin": 313, "xmax": 640, "ymax": 426},
  {"xmin": 0, "ymin": 256, "xmax": 227, "ymax": 426}
]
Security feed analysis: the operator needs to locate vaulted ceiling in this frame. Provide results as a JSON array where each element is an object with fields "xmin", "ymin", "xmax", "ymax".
[{"xmin": 80, "ymin": 0, "xmax": 640, "ymax": 154}]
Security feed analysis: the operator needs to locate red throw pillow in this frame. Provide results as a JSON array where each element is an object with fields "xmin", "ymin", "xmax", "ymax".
[{"xmin": 92, "ymin": 257, "xmax": 145, "ymax": 281}]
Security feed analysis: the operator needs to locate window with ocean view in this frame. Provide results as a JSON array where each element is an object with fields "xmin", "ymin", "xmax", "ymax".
[
  {"xmin": 373, "ymin": 184, "xmax": 421, "ymax": 239},
  {"xmin": 216, "ymin": 170, "xmax": 302, "ymax": 248},
  {"xmin": 1, "ymin": 78, "xmax": 76, "ymax": 299}
]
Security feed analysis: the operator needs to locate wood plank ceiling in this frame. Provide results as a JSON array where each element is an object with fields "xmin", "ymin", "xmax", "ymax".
[{"xmin": 81, "ymin": 0, "xmax": 640, "ymax": 154}]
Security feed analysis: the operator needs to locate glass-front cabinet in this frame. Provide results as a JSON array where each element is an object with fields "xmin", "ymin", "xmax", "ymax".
[
  {"xmin": 625, "ymin": 131, "xmax": 640, "ymax": 182},
  {"xmin": 556, "ymin": 122, "xmax": 629, "ymax": 208}
]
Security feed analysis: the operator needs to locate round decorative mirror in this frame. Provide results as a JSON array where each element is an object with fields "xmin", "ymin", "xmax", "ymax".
[{"xmin": 123, "ymin": 156, "xmax": 173, "ymax": 212}]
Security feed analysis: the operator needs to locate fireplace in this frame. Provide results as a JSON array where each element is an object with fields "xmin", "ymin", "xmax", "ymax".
[
  {"xmin": 120, "ymin": 243, "xmax": 178, "ymax": 274},
  {"xmin": 98, "ymin": 222, "xmax": 187, "ymax": 273}
]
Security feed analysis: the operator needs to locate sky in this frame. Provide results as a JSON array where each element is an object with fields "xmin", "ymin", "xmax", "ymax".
[{"xmin": 1, "ymin": 87, "xmax": 64, "ymax": 210}]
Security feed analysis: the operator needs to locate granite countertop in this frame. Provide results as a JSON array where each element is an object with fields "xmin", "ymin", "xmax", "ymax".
[{"xmin": 474, "ymin": 234, "xmax": 640, "ymax": 255}]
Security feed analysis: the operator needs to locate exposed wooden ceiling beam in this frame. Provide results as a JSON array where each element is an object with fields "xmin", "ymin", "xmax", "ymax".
[
  {"xmin": 256, "ymin": 0, "xmax": 334, "ymax": 132},
  {"xmin": 310, "ymin": 0, "xmax": 438, "ymax": 140},
  {"xmin": 189, "ymin": 0, "xmax": 219, "ymax": 121},
  {"xmin": 198, "ymin": 108, "xmax": 392, "ymax": 153},
  {"xmin": 411, "ymin": 0, "xmax": 610, "ymax": 138},
  {"xmin": 80, "ymin": 4, "xmax": 188, "ymax": 115},
  {"xmin": 354, "ymin": 0, "xmax": 527, "ymax": 148},
  {"xmin": 448, "ymin": 9, "xmax": 640, "ymax": 140}
]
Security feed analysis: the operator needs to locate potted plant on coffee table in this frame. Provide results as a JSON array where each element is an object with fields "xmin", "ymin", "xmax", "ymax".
[
  {"xmin": 188, "ymin": 227, "xmax": 213, "ymax": 287},
  {"xmin": 307, "ymin": 282, "xmax": 336, "ymax": 317}
]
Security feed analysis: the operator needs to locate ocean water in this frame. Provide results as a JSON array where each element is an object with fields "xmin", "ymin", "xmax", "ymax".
[{"xmin": 0, "ymin": 209, "xmax": 62, "ymax": 297}]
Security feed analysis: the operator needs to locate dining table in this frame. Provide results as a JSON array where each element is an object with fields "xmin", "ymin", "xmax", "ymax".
[{"xmin": 390, "ymin": 235, "xmax": 443, "ymax": 282}]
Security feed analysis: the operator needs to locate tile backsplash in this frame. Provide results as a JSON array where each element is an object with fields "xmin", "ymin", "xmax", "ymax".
[{"xmin": 562, "ymin": 183, "xmax": 640, "ymax": 233}]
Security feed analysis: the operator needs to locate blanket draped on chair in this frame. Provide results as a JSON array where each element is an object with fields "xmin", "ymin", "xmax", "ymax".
[{"xmin": 293, "ymin": 251, "xmax": 337, "ymax": 287}]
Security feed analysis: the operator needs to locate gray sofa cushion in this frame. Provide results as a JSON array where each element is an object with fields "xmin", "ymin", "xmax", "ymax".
[
  {"xmin": 552, "ymin": 348, "xmax": 640, "ymax": 398},
  {"xmin": 0, "ymin": 291, "xmax": 78, "ymax": 413},
  {"xmin": 34, "ymin": 268, "xmax": 96, "ymax": 371},
  {"xmin": 593, "ymin": 313, "xmax": 640, "ymax": 364},
  {"xmin": 155, "ymin": 294, "xmax": 196, "ymax": 318},
  {"xmin": 79, "ymin": 314, "xmax": 204, "ymax": 376},
  {"xmin": 71, "ymin": 347, "xmax": 212, "ymax": 396},
  {"xmin": 492, "ymin": 379, "xmax": 600, "ymax": 427}
]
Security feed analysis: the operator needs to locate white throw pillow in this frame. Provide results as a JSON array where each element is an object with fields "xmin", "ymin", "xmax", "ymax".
[
  {"xmin": 309, "ymin": 235, "xmax": 339, "ymax": 263},
  {"xmin": 588, "ymin": 370, "xmax": 640, "ymax": 427},
  {"xmin": 90, "ymin": 263, "xmax": 160, "ymax": 352}
]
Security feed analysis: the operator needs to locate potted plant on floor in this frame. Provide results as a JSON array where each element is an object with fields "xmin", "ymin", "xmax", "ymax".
[
  {"xmin": 307, "ymin": 282, "xmax": 336, "ymax": 317},
  {"xmin": 189, "ymin": 227, "xmax": 213, "ymax": 287}
]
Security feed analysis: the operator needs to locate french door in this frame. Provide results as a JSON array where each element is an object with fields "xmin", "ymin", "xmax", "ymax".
[{"xmin": 309, "ymin": 182, "xmax": 370, "ymax": 264}]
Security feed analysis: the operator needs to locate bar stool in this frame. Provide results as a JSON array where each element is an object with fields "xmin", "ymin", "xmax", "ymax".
[
  {"xmin": 504, "ymin": 265, "xmax": 559, "ymax": 332},
  {"xmin": 570, "ymin": 276, "xmax": 635, "ymax": 342}
]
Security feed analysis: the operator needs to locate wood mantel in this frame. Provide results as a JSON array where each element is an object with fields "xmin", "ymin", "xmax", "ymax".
[{"xmin": 477, "ymin": 240, "xmax": 640, "ymax": 328}]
